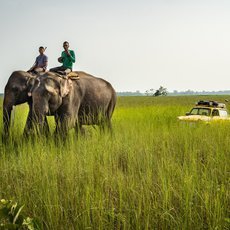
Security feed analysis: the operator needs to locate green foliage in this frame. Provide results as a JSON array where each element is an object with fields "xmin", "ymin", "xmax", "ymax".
[
  {"xmin": 0, "ymin": 199, "xmax": 39, "ymax": 230},
  {"xmin": 0, "ymin": 95, "xmax": 229, "ymax": 229},
  {"xmin": 145, "ymin": 86, "xmax": 168, "ymax": 96}
]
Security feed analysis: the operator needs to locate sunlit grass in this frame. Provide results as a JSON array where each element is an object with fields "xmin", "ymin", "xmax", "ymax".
[{"xmin": 0, "ymin": 96, "xmax": 229, "ymax": 229}]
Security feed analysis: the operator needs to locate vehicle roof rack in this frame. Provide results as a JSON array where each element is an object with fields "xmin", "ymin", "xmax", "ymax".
[{"xmin": 196, "ymin": 100, "xmax": 226, "ymax": 108}]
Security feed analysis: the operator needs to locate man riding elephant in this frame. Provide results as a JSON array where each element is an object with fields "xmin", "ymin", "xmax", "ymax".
[
  {"xmin": 50, "ymin": 41, "xmax": 75, "ymax": 76},
  {"xmin": 28, "ymin": 46, "xmax": 48, "ymax": 74}
]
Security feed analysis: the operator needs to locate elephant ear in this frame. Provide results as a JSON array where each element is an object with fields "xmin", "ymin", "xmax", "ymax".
[
  {"xmin": 60, "ymin": 79, "xmax": 72, "ymax": 97},
  {"xmin": 26, "ymin": 76, "xmax": 36, "ymax": 90},
  {"xmin": 45, "ymin": 84, "xmax": 58, "ymax": 96}
]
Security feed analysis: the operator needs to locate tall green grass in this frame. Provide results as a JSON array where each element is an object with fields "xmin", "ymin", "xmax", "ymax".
[{"xmin": 0, "ymin": 96, "xmax": 229, "ymax": 229}]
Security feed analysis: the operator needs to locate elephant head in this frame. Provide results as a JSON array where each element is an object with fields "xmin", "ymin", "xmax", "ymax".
[
  {"xmin": 3, "ymin": 71, "xmax": 36, "ymax": 135},
  {"xmin": 31, "ymin": 73, "xmax": 73, "ymax": 133}
]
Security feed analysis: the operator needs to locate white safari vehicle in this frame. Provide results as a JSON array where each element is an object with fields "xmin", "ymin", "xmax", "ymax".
[{"xmin": 178, "ymin": 100, "xmax": 230, "ymax": 122}]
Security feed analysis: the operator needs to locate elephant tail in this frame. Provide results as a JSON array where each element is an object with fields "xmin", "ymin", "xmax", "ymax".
[{"xmin": 106, "ymin": 90, "xmax": 117, "ymax": 119}]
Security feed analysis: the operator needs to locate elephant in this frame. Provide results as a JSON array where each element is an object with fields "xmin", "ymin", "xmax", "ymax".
[
  {"xmin": 30, "ymin": 71, "xmax": 116, "ymax": 137},
  {"xmin": 3, "ymin": 70, "xmax": 48, "ymax": 136}
]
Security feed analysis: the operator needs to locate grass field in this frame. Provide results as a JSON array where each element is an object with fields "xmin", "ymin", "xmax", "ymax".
[{"xmin": 0, "ymin": 95, "xmax": 229, "ymax": 229}]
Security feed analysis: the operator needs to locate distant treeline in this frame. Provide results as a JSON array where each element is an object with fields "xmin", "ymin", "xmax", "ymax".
[
  {"xmin": 116, "ymin": 90, "xmax": 230, "ymax": 96},
  {"xmin": 170, "ymin": 90, "xmax": 230, "ymax": 96},
  {"xmin": 116, "ymin": 91, "xmax": 143, "ymax": 96}
]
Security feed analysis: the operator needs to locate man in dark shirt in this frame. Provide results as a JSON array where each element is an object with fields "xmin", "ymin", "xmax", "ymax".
[
  {"xmin": 28, "ymin": 46, "xmax": 48, "ymax": 74},
  {"xmin": 50, "ymin": 41, "xmax": 75, "ymax": 75}
]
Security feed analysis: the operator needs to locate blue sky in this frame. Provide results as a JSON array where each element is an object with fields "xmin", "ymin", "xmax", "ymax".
[{"xmin": 1, "ymin": 0, "xmax": 230, "ymax": 92}]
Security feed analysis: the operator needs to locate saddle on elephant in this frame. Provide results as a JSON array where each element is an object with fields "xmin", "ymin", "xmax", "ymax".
[
  {"xmin": 28, "ymin": 70, "xmax": 80, "ymax": 81},
  {"xmin": 51, "ymin": 71, "xmax": 80, "ymax": 80},
  {"xmin": 66, "ymin": 72, "xmax": 80, "ymax": 80}
]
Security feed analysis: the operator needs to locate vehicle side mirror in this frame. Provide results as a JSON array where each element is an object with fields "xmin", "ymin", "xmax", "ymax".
[{"xmin": 186, "ymin": 112, "xmax": 190, "ymax": 116}]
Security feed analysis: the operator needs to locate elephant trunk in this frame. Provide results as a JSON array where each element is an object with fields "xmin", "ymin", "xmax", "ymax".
[
  {"xmin": 3, "ymin": 93, "xmax": 14, "ymax": 136},
  {"xmin": 32, "ymin": 96, "xmax": 49, "ymax": 134}
]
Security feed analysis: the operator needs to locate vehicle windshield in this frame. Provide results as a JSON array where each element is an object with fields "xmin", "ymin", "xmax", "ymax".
[
  {"xmin": 189, "ymin": 108, "xmax": 211, "ymax": 116},
  {"xmin": 219, "ymin": 110, "xmax": 228, "ymax": 117}
]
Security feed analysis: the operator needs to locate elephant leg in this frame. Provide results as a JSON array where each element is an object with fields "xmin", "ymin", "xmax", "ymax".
[
  {"xmin": 74, "ymin": 121, "xmax": 80, "ymax": 137},
  {"xmin": 99, "ymin": 118, "xmax": 113, "ymax": 135},
  {"xmin": 54, "ymin": 114, "xmax": 69, "ymax": 138},
  {"xmin": 75, "ymin": 121, "xmax": 85, "ymax": 138},
  {"xmin": 23, "ymin": 105, "xmax": 33, "ymax": 136},
  {"xmin": 107, "ymin": 119, "xmax": 114, "ymax": 136},
  {"xmin": 23, "ymin": 108, "xmax": 49, "ymax": 137},
  {"xmin": 106, "ymin": 119, "xmax": 113, "ymax": 130},
  {"xmin": 54, "ymin": 114, "xmax": 61, "ymax": 136},
  {"xmin": 43, "ymin": 117, "xmax": 50, "ymax": 136},
  {"xmin": 53, "ymin": 114, "xmax": 68, "ymax": 144},
  {"xmin": 3, "ymin": 106, "xmax": 12, "ymax": 138}
]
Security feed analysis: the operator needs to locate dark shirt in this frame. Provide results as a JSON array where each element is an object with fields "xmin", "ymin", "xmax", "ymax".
[{"xmin": 35, "ymin": 54, "xmax": 48, "ymax": 70}]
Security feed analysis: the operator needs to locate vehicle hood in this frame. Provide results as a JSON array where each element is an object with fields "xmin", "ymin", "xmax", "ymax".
[{"xmin": 178, "ymin": 115, "xmax": 230, "ymax": 122}]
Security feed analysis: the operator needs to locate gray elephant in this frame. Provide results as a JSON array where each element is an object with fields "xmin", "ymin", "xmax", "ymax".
[
  {"xmin": 3, "ymin": 71, "xmax": 48, "ymax": 136},
  {"xmin": 30, "ymin": 71, "xmax": 116, "ymax": 137}
]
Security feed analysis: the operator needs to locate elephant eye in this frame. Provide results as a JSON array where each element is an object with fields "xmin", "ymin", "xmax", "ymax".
[{"xmin": 12, "ymin": 85, "xmax": 19, "ymax": 91}]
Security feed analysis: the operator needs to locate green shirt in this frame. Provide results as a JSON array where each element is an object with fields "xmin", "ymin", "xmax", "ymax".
[{"xmin": 61, "ymin": 50, "xmax": 75, "ymax": 69}]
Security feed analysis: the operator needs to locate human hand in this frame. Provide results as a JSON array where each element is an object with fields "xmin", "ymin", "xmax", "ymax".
[{"xmin": 65, "ymin": 50, "xmax": 71, "ymax": 56}]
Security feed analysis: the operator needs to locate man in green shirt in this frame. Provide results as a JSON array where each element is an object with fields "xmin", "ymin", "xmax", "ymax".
[{"xmin": 50, "ymin": 41, "xmax": 75, "ymax": 75}]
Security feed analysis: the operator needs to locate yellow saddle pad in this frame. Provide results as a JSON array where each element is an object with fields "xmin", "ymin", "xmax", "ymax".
[{"xmin": 67, "ymin": 72, "xmax": 80, "ymax": 80}]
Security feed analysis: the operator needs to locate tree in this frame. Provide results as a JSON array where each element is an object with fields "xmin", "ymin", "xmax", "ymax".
[
  {"xmin": 145, "ymin": 86, "xmax": 168, "ymax": 96},
  {"xmin": 154, "ymin": 86, "xmax": 168, "ymax": 96}
]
